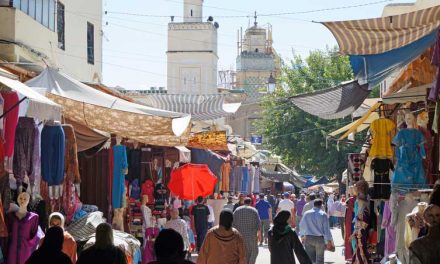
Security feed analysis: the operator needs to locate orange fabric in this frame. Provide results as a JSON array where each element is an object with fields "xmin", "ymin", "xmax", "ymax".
[
  {"xmin": 0, "ymin": 197, "xmax": 7, "ymax": 237},
  {"xmin": 221, "ymin": 163, "xmax": 231, "ymax": 192},
  {"xmin": 369, "ymin": 118, "xmax": 396, "ymax": 159}
]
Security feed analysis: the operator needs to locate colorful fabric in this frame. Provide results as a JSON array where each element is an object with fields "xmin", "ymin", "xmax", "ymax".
[
  {"xmin": 41, "ymin": 124, "xmax": 65, "ymax": 186},
  {"xmin": 344, "ymin": 197, "xmax": 356, "ymax": 261},
  {"xmin": 418, "ymin": 126, "xmax": 434, "ymax": 184},
  {"xmin": 220, "ymin": 162, "xmax": 231, "ymax": 192},
  {"xmin": 1, "ymin": 92, "xmax": 19, "ymax": 158},
  {"xmin": 112, "ymin": 145, "xmax": 128, "ymax": 209},
  {"xmin": 7, "ymin": 212, "xmax": 41, "ymax": 264},
  {"xmin": 62, "ymin": 125, "xmax": 81, "ymax": 184},
  {"xmin": 352, "ymin": 207, "xmax": 370, "ymax": 264},
  {"xmin": 241, "ymin": 167, "xmax": 248, "ymax": 193},
  {"xmin": 12, "ymin": 117, "xmax": 37, "ymax": 185},
  {"xmin": 142, "ymin": 227, "xmax": 159, "ymax": 264},
  {"xmin": 371, "ymin": 158, "xmax": 393, "ymax": 200},
  {"xmin": 369, "ymin": 118, "xmax": 395, "ymax": 159}
]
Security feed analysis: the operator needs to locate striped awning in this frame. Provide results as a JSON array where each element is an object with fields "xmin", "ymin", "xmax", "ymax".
[
  {"xmin": 140, "ymin": 94, "xmax": 241, "ymax": 121},
  {"xmin": 322, "ymin": 5, "xmax": 440, "ymax": 55},
  {"xmin": 290, "ymin": 80, "xmax": 370, "ymax": 120}
]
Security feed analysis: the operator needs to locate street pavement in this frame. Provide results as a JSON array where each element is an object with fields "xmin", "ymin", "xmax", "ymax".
[{"xmin": 256, "ymin": 228, "xmax": 346, "ymax": 264}]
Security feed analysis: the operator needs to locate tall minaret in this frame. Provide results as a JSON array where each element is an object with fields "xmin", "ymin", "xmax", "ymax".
[
  {"xmin": 184, "ymin": 0, "xmax": 203, "ymax": 22},
  {"xmin": 167, "ymin": 0, "xmax": 218, "ymax": 95}
]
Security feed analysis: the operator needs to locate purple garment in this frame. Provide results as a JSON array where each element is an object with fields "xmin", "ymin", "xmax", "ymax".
[
  {"xmin": 12, "ymin": 117, "xmax": 36, "ymax": 185},
  {"xmin": 381, "ymin": 201, "xmax": 396, "ymax": 257},
  {"xmin": 142, "ymin": 227, "xmax": 160, "ymax": 264},
  {"xmin": 7, "ymin": 212, "xmax": 40, "ymax": 264},
  {"xmin": 296, "ymin": 199, "xmax": 307, "ymax": 216},
  {"xmin": 428, "ymin": 30, "xmax": 440, "ymax": 101},
  {"xmin": 30, "ymin": 126, "xmax": 40, "ymax": 185}
]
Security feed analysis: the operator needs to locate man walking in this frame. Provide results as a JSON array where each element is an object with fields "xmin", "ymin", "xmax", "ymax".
[
  {"xmin": 233, "ymin": 197, "xmax": 260, "ymax": 264},
  {"xmin": 295, "ymin": 193, "xmax": 307, "ymax": 233},
  {"xmin": 255, "ymin": 193, "xmax": 272, "ymax": 245},
  {"xmin": 266, "ymin": 192, "xmax": 276, "ymax": 218},
  {"xmin": 277, "ymin": 192, "xmax": 295, "ymax": 227},
  {"xmin": 224, "ymin": 196, "xmax": 235, "ymax": 211},
  {"xmin": 303, "ymin": 193, "xmax": 316, "ymax": 214},
  {"xmin": 299, "ymin": 199, "xmax": 334, "ymax": 264},
  {"xmin": 191, "ymin": 196, "xmax": 210, "ymax": 252}
]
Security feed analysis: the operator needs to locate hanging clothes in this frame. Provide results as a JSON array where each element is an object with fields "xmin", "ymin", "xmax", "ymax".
[
  {"xmin": 0, "ymin": 198, "xmax": 7, "ymax": 238},
  {"xmin": 142, "ymin": 227, "xmax": 160, "ymax": 264},
  {"xmin": 247, "ymin": 165, "xmax": 254, "ymax": 194},
  {"xmin": 141, "ymin": 179, "xmax": 155, "ymax": 205},
  {"xmin": 30, "ymin": 124, "xmax": 41, "ymax": 187},
  {"xmin": 352, "ymin": 206, "xmax": 370, "ymax": 264},
  {"xmin": 127, "ymin": 148, "xmax": 141, "ymax": 183},
  {"xmin": 12, "ymin": 117, "xmax": 37, "ymax": 185},
  {"xmin": 344, "ymin": 196, "xmax": 356, "ymax": 261},
  {"xmin": 7, "ymin": 212, "xmax": 41, "ymax": 264},
  {"xmin": 112, "ymin": 145, "xmax": 128, "ymax": 209},
  {"xmin": 418, "ymin": 126, "xmax": 434, "ymax": 185},
  {"xmin": 371, "ymin": 158, "xmax": 394, "ymax": 199},
  {"xmin": 392, "ymin": 129, "xmax": 426, "ymax": 192},
  {"xmin": 253, "ymin": 166, "xmax": 260, "ymax": 193},
  {"xmin": 381, "ymin": 201, "xmax": 396, "ymax": 258},
  {"xmin": 130, "ymin": 179, "xmax": 141, "ymax": 200},
  {"xmin": 41, "ymin": 123, "xmax": 65, "ymax": 186},
  {"xmin": 62, "ymin": 178, "xmax": 81, "ymax": 225},
  {"xmin": 232, "ymin": 165, "xmax": 243, "ymax": 193},
  {"xmin": 62, "ymin": 125, "xmax": 81, "ymax": 184},
  {"xmin": 395, "ymin": 197, "xmax": 418, "ymax": 264},
  {"xmin": 220, "ymin": 162, "xmax": 231, "ymax": 192},
  {"xmin": 1, "ymin": 92, "xmax": 20, "ymax": 158},
  {"xmin": 369, "ymin": 118, "xmax": 396, "ymax": 160},
  {"xmin": 240, "ymin": 167, "xmax": 248, "ymax": 193}
]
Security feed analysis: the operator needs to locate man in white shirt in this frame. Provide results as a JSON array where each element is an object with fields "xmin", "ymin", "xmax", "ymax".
[
  {"xmin": 277, "ymin": 192, "xmax": 296, "ymax": 227},
  {"xmin": 207, "ymin": 202, "xmax": 215, "ymax": 229}
]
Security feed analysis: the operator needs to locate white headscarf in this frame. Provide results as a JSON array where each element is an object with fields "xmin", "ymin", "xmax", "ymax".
[{"xmin": 48, "ymin": 212, "xmax": 65, "ymax": 228}]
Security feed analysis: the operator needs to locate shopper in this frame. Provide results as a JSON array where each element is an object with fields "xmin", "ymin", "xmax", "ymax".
[
  {"xmin": 233, "ymin": 193, "xmax": 245, "ymax": 212},
  {"xmin": 25, "ymin": 226, "xmax": 72, "ymax": 264},
  {"xmin": 255, "ymin": 193, "xmax": 272, "ymax": 245},
  {"xmin": 191, "ymin": 196, "xmax": 210, "ymax": 252},
  {"xmin": 268, "ymin": 211, "xmax": 312, "ymax": 264},
  {"xmin": 150, "ymin": 229, "xmax": 195, "ymax": 264},
  {"xmin": 224, "ymin": 196, "xmax": 235, "ymax": 211},
  {"xmin": 233, "ymin": 197, "xmax": 260, "ymax": 264},
  {"xmin": 277, "ymin": 192, "xmax": 295, "ymax": 227},
  {"xmin": 302, "ymin": 193, "xmax": 316, "ymax": 214},
  {"xmin": 332, "ymin": 196, "xmax": 346, "ymax": 239},
  {"xmin": 299, "ymin": 199, "xmax": 334, "ymax": 264},
  {"xmin": 165, "ymin": 208, "xmax": 190, "ymax": 251},
  {"xmin": 327, "ymin": 194, "xmax": 335, "ymax": 228},
  {"xmin": 295, "ymin": 193, "xmax": 307, "ymax": 234},
  {"xmin": 197, "ymin": 209, "xmax": 247, "ymax": 264},
  {"xmin": 267, "ymin": 192, "xmax": 277, "ymax": 218},
  {"xmin": 77, "ymin": 223, "xmax": 127, "ymax": 264},
  {"xmin": 207, "ymin": 202, "xmax": 215, "ymax": 229}
]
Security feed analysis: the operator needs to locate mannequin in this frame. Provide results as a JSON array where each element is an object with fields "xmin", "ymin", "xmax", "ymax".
[
  {"xmin": 140, "ymin": 195, "xmax": 152, "ymax": 236},
  {"xmin": 417, "ymin": 111, "xmax": 433, "ymax": 185},
  {"xmin": 395, "ymin": 193, "xmax": 418, "ymax": 264},
  {"xmin": 7, "ymin": 192, "xmax": 41, "ymax": 264},
  {"xmin": 392, "ymin": 112, "xmax": 426, "ymax": 192},
  {"xmin": 404, "ymin": 202, "xmax": 428, "ymax": 249}
]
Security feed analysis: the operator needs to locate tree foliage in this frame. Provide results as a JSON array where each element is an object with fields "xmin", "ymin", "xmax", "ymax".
[{"xmin": 257, "ymin": 48, "xmax": 361, "ymax": 178}]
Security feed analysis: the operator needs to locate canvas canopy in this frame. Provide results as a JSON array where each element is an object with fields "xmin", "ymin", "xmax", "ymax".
[
  {"xmin": 328, "ymin": 112, "xmax": 379, "ymax": 139},
  {"xmin": 26, "ymin": 68, "xmax": 191, "ymax": 146},
  {"xmin": 0, "ymin": 75, "xmax": 62, "ymax": 121},
  {"xmin": 382, "ymin": 84, "xmax": 430, "ymax": 105}
]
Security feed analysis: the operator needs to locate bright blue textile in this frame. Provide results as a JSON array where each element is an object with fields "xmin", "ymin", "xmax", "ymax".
[
  {"xmin": 255, "ymin": 199, "xmax": 271, "ymax": 220},
  {"xmin": 392, "ymin": 129, "xmax": 427, "ymax": 192},
  {"xmin": 112, "ymin": 145, "xmax": 128, "ymax": 209},
  {"xmin": 299, "ymin": 208, "xmax": 333, "ymax": 242},
  {"xmin": 241, "ymin": 167, "xmax": 248, "ymax": 193}
]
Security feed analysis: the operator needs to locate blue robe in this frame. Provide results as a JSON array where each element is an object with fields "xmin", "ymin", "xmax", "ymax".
[{"xmin": 112, "ymin": 145, "xmax": 128, "ymax": 209}]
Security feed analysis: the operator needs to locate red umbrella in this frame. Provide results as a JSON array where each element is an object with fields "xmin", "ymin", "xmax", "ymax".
[{"xmin": 168, "ymin": 163, "xmax": 218, "ymax": 200}]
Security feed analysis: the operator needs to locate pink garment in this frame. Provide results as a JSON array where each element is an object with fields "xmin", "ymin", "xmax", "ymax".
[
  {"xmin": 62, "ymin": 178, "xmax": 81, "ymax": 224},
  {"xmin": 382, "ymin": 201, "xmax": 396, "ymax": 257},
  {"xmin": 1, "ymin": 92, "xmax": 19, "ymax": 158},
  {"xmin": 7, "ymin": 212, "xmax": 41, "ymax": 264},
  {"xmin": 142, "ymin": 227, "xmax": 160, "ymax": 264}
]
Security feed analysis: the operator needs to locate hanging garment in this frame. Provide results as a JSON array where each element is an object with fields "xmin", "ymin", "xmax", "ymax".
[
  {"xmin": 371, "ymin": 159, "xmax": 394, "ymax": 199},
  {"xmin": 62, "ymin": 178, "xmax": 81, "ymax": 224},
  {"xmin": 253, "ymin": 167, "xmax": 260, "ymax": 193},
  {"xmin": 153, "ymin": 183, "xmax": 167, "ymax": 214},
  {"xmin": 0, "ymin": 198, "xmax": 7, "ymax": 238},
  {"xmin": 127, "ymin": 149, "xmax": 141, "ymax": 183},
  {"xmin": 381, "ymin": 201, "xmax": 396, "ymax": 258},
  {"xmin": 7, "ymin": 212, "xmax": 41, "ymax": 264},
  {"xmin": 62, "ymin": 125, "xmax": 81, "ymax": 184},
  {"xmin": 241, "ymin": 167, "xmax": 248, "ymax": 193},
  {"xmin": 41, "ymin": 124, "xmax": 65, "ymax": 186},
  {"xmin": 1, "ymin": 92, "xmax": 19, "ymax": 158},
  {"xmin": 0, "ymin": 94, "xmax": 4, "ymax": 133},
  {"xmin": 141, "ymin": 179, "xmax": 155, "ymax": 205},
  {"xmin": 247, "ymin": 165, "xmax": 254, "ymax": 194},
  {"xmin": 418, "ymin": 126, "xmax": 434, "ymax": 185},
  {"xmin": 233, "ymin": 165, "xmax": 243, "ymax": 193},
  {"xmin": 228, "ymin": 164, "xmax": 235, "ymax": 192},
  {"xmin": 369, "ymin": 118, "xmax": 396, "ymax": 159},
  {"xmin": 12, "ymin": 117, "xmax": 36, "ymax": 185},
  {"xmin": 220, "ymin": 162, "xmax": 231, "ymax": 192},
  {"xmin": 395, "ymin": 198, "xmax": 418, "ymax": 264},
  {"xmin": 142, "ymin": 227, "xmax": 159, "ymax": 264},
  {"xmin": 130, "ymin": 179, "xmax": 141, "ymax": 200},
  {"xmin": 30, "ymin": 125, "xmax": 40, "ymax": 187},
  {"xmin": 347, "ymin": 153, "xmax": 367, "ymax": 185},
  {"xmin": 352, "ymin": 206, "xmax": 370, "ymax": 264},
  {"xmin": 392, "ymin": 129, "xmax": 426, "ymax": 192},
  {"xmin": 112, "ymin": 145, "xmax": 128, "ymax": 209},
  {"xmin": 344, "ymin": 197, "xmax": 356, "ymax": 261}
]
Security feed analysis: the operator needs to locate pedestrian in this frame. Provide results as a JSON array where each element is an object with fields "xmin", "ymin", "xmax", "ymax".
[
  {"xmin": 332, "ymin": 195, "xmax": 346, "ymax": 239},
  {"xmin": 274, "ymin": 193, "xmax": 281, "ymax": 213},
  {"xmin": 277, "ymin": 192, "xmax": 295, "ymax": 227},
  {"xmin": 233, "ymin": 197, "xmax": 260, "ymax": 264},
  {"xmin": 77, "ymin": 223, "xmax": 127, "ymax": 264},
  {"xmin": 268, "ymin": 211, "xmax": 312, "ymax": 264},
  {"xmin": 197, "ymin": 209, "xmax": 247, "ymax": 264},
  {"xmin": 299, "ymin": 199, "xmax": 334, "ymax": 264},
  {"xmin": 165, "ymin": 208, "xmax": 190, "ymax": 251},
  {"xmin": 224, "ymin": 196, "xmax": 235, "ymax": 211},
  {"xmin": 327, "ymin": 193, "xmax": 335, "ymax": 228},
  {"xmin": 302, "ymin": 193, "xmax": 316, "ymax": 214},
  {"xmin": 233, "ymin": 193, "xmax": 245, "ymax": 212},
  {"xmin": 295, "ymin": 193, "xmax": 307, "ymax": 234},
  {"xmin": 255, "ymin": 193, "xmax": 272, "ymax": 245},
  {"xmin": 25, "ymin": 226, "xmax": 72, "ymax": 264},
  {"xmin": 191, "ymin": 196, "xmax": 210, "ymax": 252},
  {"xmin": 149, "ymin": 229, "xmax": 195, "ymax": 264},
  {"xmin": 206, "ymin": 201, "xmax": 215, "ymax": 229},
  {"xmin": 267, "ymin": 192, "xmax": 276, "ymax": 218}
]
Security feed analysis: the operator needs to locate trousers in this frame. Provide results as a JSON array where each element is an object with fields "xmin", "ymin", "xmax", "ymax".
[
  {"xmin": 195, "ymin": 227, "xmax": 208, "ymax": 251},
  {"xmin": 41, "ymin": 124, "xmax": 65, "ymax": 186},
  {"xmin": 304, "ymin": 235, "xmax": 326, "ymax": 264},
  {"xmin": 260, "ymin": 219, "xmax": 270, "ymax": 243},
  {"xmin": 62, "ymin": 125, "xmax": 81, "ymax": 183},
  {"xmin": 13, "ymin": 117, "xmax": 37, "ymax": 184}
]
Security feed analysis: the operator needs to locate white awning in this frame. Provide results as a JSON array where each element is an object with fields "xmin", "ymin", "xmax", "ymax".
[{"xmin": 382, "ymin": 84, "xmax": 430, "ymax": 105}]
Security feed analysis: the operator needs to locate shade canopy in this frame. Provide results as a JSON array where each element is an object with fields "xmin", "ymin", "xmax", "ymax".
[
  {"xmin": 328, "ymin": 112, "xmax": 379, "ymax": 139},
  {"xmin": 290, "ymin": 80, "xmax": 370, "ymax": 120},
  {"xmin": 168, "ymin": 163, "xmax": 218, "ymax": 200},
  {"xmin": 322, "ymin": 5, "xmax": 440, "ymax": 55},
  {"xmin": 0, "ymin": 75, "xmax": 62, "ymax": 121},
  {"xmin": 382, "ymin": 84, "xmax": 430, "ymax": 105},
  {"xmin": 140, "ymin": 94, "xmax": 241, "ymax": 121},
  {"xmin": 26, "ymin": 68, "xmax": 192, "ymax": 146}
]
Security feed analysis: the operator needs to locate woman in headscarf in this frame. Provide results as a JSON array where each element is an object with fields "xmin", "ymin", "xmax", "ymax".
[
  {"xmin": 77, "ymin": 223, "xmax": 127, "ymax": 264},
  {"xmin": 25, "ymin": 226, "xmax": 72, "ymax": 264},
  {"xmin": 197, "ymin": 209, "xmax": 246, "ymax": 264},
  {"xmin": 268, "ymin": 211, "xmax": 311, "ymax": 264}
]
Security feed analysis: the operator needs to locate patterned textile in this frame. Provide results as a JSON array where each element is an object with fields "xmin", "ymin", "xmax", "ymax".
[
  {"xmin": 0, "ymin": 198, "xmax": 7, "ymax": 237},
  {"xmin": 165, "ymin": 218, "xmax": 190, "ymax": 249},
  {"xmin": 13, "ymin": 117, "xmax": 37, "ymax": 185},
  {"xmin": 65, "ymin": 211, "xmax": 105, "ymax": 242},
  {"xmin": 352, "ymin": 207, "xmax": 370, "ymax": 264},
  {"xmin": 62, "ymin": 125, "xmax": 81, "ymax": 184},
  {"xmin": 188, "ymin": 131, "xmax": 228, "ymax": 151},
  {"xmin": 83, "ymin": 229, "xmax": 141, "ymax": 258},
  {"xmin": 233, "ymin": 206, "xmax": 260, "ymax": 264},
  {"xmin": 322, "ymin": 6, "xmax": 440, "ymax": 55},
  {"xmin": 62, "ymin": 178, "xmax": 81, "ymax": 224}
]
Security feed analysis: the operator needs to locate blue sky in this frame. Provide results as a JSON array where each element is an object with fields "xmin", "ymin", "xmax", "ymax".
[{"xmin": 101, "ymin": 0, "xmax": 414, "ymax": 89}]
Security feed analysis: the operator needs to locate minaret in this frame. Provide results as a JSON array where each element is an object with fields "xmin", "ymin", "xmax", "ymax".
[{"xmin": 184, "ymin": 0, "xmax": 203, "ymax": 23}]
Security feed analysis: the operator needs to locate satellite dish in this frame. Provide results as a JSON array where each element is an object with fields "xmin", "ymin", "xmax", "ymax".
[
  {"xmin": 214, "ymin": 22, "xmax": 219, "ymax": 28},
  {"xmin": 207, "ymin": 16, "xmax": 214, "ymax": 22}
]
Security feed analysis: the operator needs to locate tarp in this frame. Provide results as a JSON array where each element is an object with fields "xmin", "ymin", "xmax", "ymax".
[
  {"xmin": 26, "ymin": 68, "xmax": 192, "ymax": 146},
  {"xmin": 304, "ymin": 176, "xmax": 329, "ymax": 188},
  {"xmin": 382, "ymin": 84, "xmax": 430, "ymax": 104},
  {"xmin": 352, "ymin": 98, "xmax": 381, "ymax": 118},
  {"xmin": 290, "ymin": 80, "xmax": 370, "ymax": 119},
  {"xmin": 328, "ymin": 112, "xmax": 379, "ymax": 138},
  {"xmin": 141, "ymin": 94, "xmax": 241, "ymax": 121},
  {"xmin": 187, "ymin": 131, "xmax": 229, "ymax": 151},
  {"xmin": 260, "ymin": 163, "xmax": 307, "ymax": 188},
  {"xmin": 65, "ymin": 118, "xmax": 109, "ymax": 152},
  {"xmin": 349, "ymin": 29, "xmax": 438, "ymax": 88},
  {"xmin": 322, "ymin": 5, "xmax": 440, "ymax": 55},
  {"xmin": 0, "ymin": 75, "xmax": 62, "ymax": 121}
]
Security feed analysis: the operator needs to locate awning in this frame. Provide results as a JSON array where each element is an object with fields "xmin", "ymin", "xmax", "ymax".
[
  {"xmin": 322, "ymin": 5, "xmax": 440, "ymax": 55},
  {"xmin": 175, "ymin": 146, "xmax": 191, "ymax": 163},
  {"xmin": 304, "ymin": 177, "xmax": 329, "ymax": 188},
  {"xmin": 140, "ymin": 94, "xmax": 241, "ymax": 121},
  {"xmin": 26, "ymin": 68, "xmax": 192, "ymax": 145},
  {"xmin": 65, "ymin": 118, "xmax": 109, "ymax": 152},
  {"xmin": 187, "ymin": 131, "xmax": 229, "ymax": 151},
  {"xmin": 328, "ymin": 112, "xmax": 379, "ymax": 139},
  {"xmin": 0, "ymin": 75, "xmax": 62, "ymax": 121},
  {"xmin": 338, "ymin": 102, "xmax": 381, "ymax": 140},
  {"xmin": 289, "ymin": 80, "xmax": 370, "ymax": 120},
  {"xmin": 260, "ymin": 163, "xmax": 307, "ymax": 188},
  {"xmin": 352, "ymin": 98, "xmax": 381, "ymax": 118},
  {"xmin": 382, "ymin": 84, "xmax": 430, "ymax": 104}
]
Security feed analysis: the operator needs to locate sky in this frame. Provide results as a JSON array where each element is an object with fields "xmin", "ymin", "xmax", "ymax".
[{"xmin": 101, "ymin": 0, "xmax": 414, "ymax": 89}]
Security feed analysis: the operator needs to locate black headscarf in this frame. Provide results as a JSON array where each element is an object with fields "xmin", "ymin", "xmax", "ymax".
[
  {"xmin": 219, "ymin": 209, "xmax": 233, "ymax": 230},
  {"xmin": 41, "ymin": 226, "xmax": 64, "ymax": 253},
  {"xmin": 272, "ymin": 211, "xmax": 292, "ymax": 240}
]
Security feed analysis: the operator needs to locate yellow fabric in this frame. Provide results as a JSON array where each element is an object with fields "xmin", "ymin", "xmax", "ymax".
[
  {"xmin": 329, "ymin": 112, "xmax": 379, "ymax": 138},
  {"xmin": 369, "ymin": 118, "xmax": 396, "ymax": 159},
  {"xmin": 339, "ymin": 103, "xmax": 382, "ymax": 140}
]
